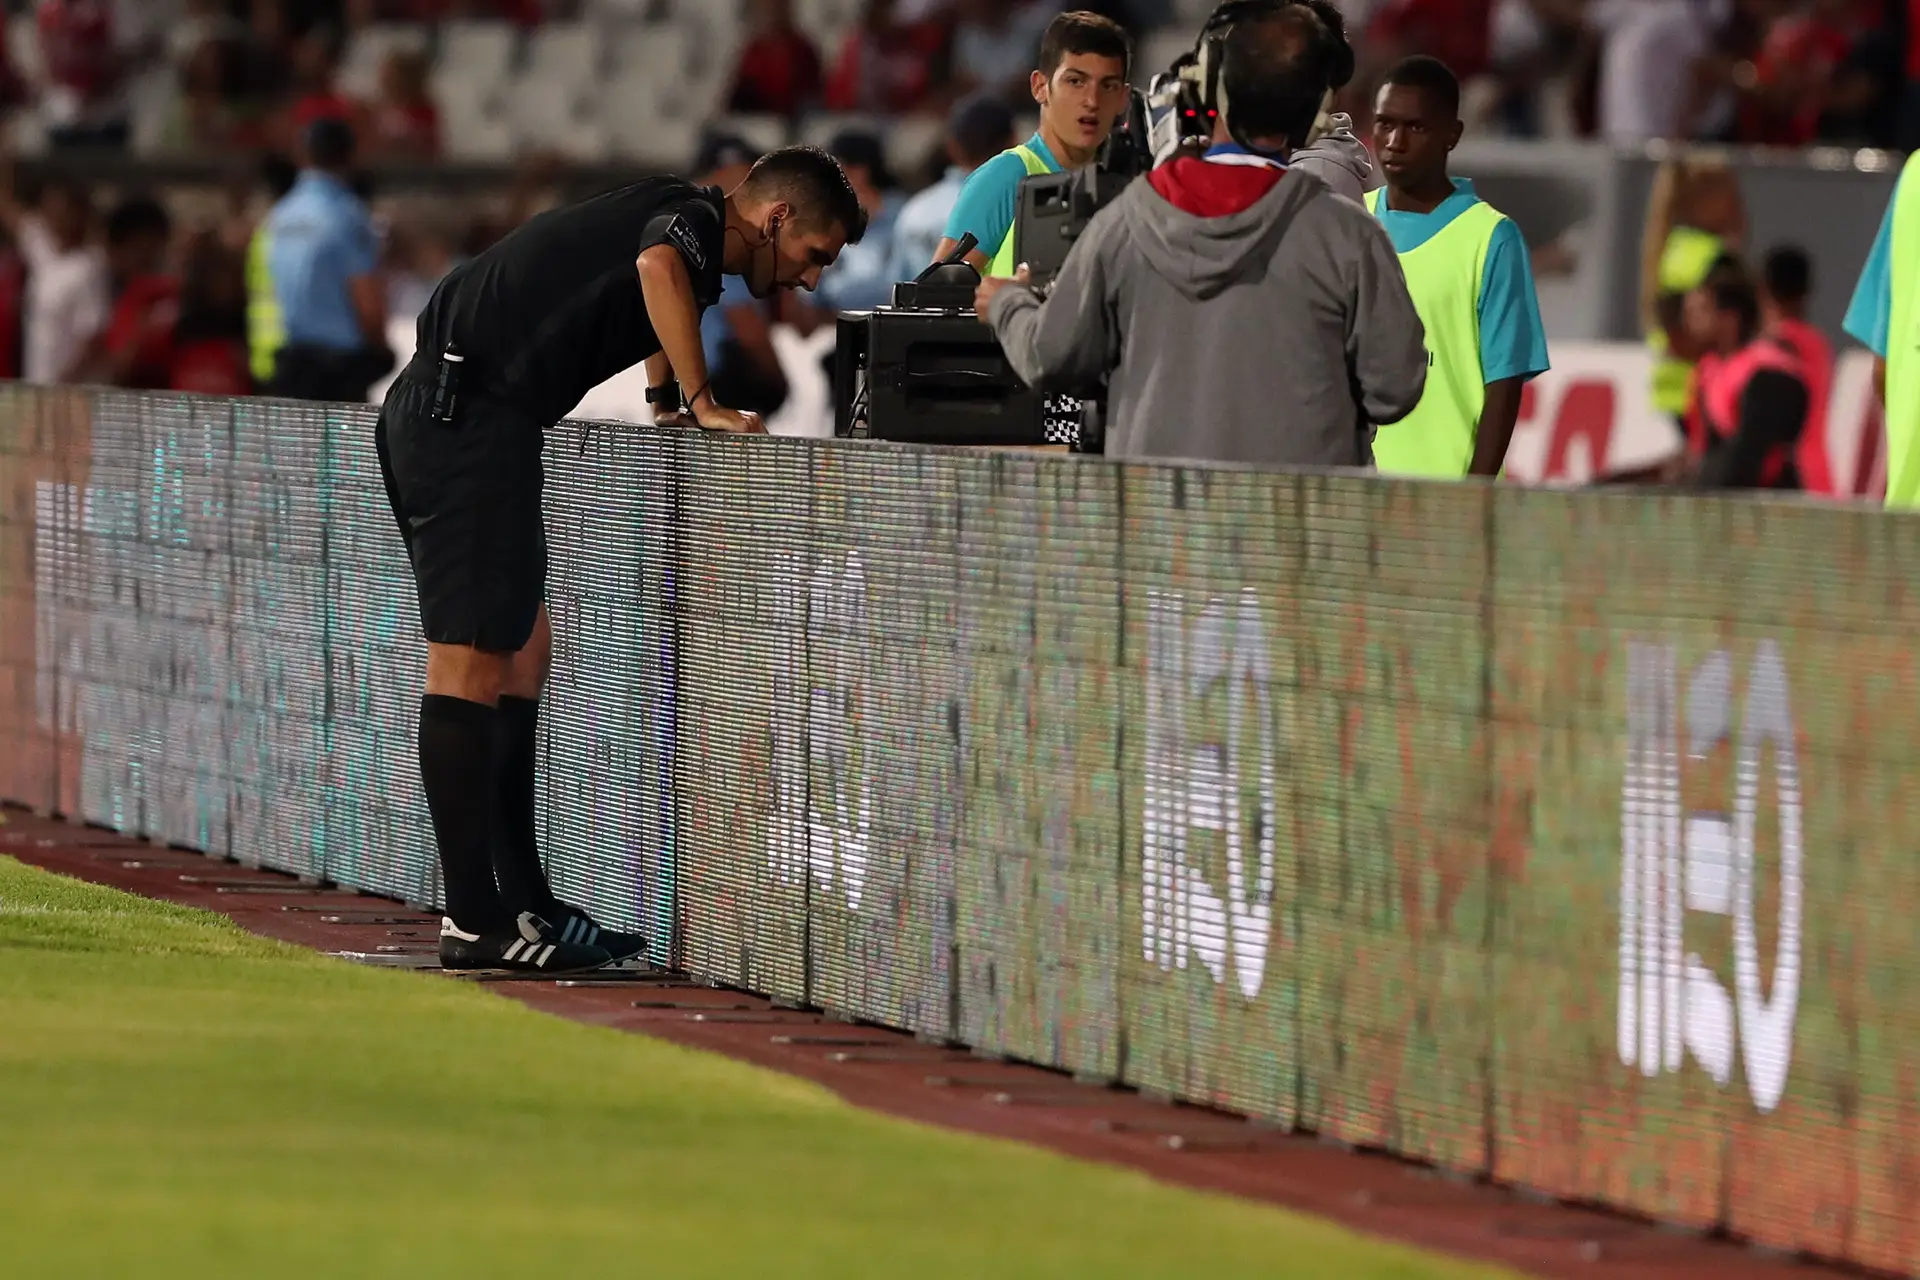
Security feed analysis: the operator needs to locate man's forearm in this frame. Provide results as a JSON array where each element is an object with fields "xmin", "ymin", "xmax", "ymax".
[
  {"xmin": 636, "ymin": 248, "xmax": 712, "ymax": 406},
  {"xmin": 1470, "ymin": 378, "xmax": 1526, "ymax": 477},
  {"xmin": 988, "ymin": 287, "xmax": 1051, "ymax": 389},
  {"xmin": 644, "ymin": 352, "xmax": 672, "ymax": 391},
  {"xmin": 988, "ymin": 284, "xmax": 1108, "ymax": 395}
]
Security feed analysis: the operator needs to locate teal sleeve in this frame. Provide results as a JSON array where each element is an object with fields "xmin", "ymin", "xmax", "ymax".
[
  {"xmin": 1844, "ymin": 185, "xmax": 1896, "ymax": 356},
  {"xmin": 1477, "ymin": 220, "xmax": 1550, "ymax": 384},
  {"xmin": 941, "ymin": 151, "xmax": 1027, "ymax": 256}
]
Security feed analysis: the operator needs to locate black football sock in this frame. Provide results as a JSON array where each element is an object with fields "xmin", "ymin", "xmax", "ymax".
[
  {"xmin": 493, "ymin": 695, "xmax": 562, "ymax": 917},
  {"xmin": 418, "ymin": 695, "xmax": 511, "ymax": 934}
]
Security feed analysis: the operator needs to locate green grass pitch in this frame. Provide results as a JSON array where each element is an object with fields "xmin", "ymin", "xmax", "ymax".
[{"xmin": 0, "ymin": 856, "xmax": 1520, "ymax": 1279}]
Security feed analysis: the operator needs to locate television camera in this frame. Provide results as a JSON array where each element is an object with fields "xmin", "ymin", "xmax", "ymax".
[
  {"xmin": 1142, "ymin": 0, "xmax": 1358, "ymax": 169},
  {"xmin": 831, "ymin": 97, "xmax": 1151, "ymax": 450},
  {"xmin": 829, "ymin": 1, "xmax": 1356, "ymax": 449}
]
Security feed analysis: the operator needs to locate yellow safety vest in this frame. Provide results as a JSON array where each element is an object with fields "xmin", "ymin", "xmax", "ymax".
[
  {"xmin": 246, "ymin": 224, "xmax": 284, "ymax": 386},
  {"xmin": 1366, "ymin": 189, "xmax": 1507, "ymax": 477},
  {"xmin": 988, "ymin": 143, "xmax": 1056, "ymax": 279},
  {"xmin": 1648, "ymin": 226, "xmax": 1725, "ymax": 416},
  {"xmin": 1881, "ymin": 150, "xmax": 1920, "ymax": 507}
]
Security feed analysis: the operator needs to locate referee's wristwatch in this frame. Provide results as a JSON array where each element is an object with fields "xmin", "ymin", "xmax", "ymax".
[{"xmin": 645, "ymin": 380, "xmax": 683, "ymax": 413}]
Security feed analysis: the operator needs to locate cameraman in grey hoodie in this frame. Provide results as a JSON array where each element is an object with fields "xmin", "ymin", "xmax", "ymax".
[{"xmin": 978, "ymin": 4, "xmax": 1427, "ymax": 469}]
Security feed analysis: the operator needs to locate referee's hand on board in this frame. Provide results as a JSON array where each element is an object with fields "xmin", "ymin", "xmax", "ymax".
[{"xmin": 693, "ymin": 402, "xmax": 767, "ymax": 435}]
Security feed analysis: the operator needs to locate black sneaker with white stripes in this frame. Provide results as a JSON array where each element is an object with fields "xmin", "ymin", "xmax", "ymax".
[
  {"xmin": 547, "ymin": 903, "xmax": 648, "ymax": 965},
  {"xmin": 439, "ymin": 911, "xmax": 612, "ymax": 974}
]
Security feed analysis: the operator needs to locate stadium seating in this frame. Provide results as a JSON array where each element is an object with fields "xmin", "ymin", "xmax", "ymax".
[
  {"xmin": 338, "ymin": 22, "xmax": 432, "ymax": 100},
  {"xmin": 4, "ymin": 5, "xmax": 1204, "ymax": 169}
]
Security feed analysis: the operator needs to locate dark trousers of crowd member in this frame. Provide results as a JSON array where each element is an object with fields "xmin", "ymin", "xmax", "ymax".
[{"xmin": 269, "ymin": 343, "xmax": 397, "ymax": 404}]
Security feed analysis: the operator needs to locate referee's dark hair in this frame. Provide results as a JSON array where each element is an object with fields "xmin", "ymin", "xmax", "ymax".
[
  {"xmin": 738, "ymin": 145, "xmax": 869, "ymax": 244},
  {"xmin": 1380, "ymin": 54, "xmax": 1461, "ymax": 122}
]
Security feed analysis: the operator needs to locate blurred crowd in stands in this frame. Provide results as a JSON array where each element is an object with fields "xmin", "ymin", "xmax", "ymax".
[
  {"xmin": 1, "ymin": 0, "xmax": 1915, "ymax": 163},
  {"xmin": 0, "ymin": 0, "xmax": 1910, "ymax": 410}
]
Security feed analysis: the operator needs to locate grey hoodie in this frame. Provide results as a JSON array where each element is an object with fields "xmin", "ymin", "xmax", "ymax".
[
  {"xmin": 987, "ymin": 164, "xmax": 1427, "ymax": 470},
  {"xmin": 1291, "ymin": 113, "xmax": 1382, "ymax": 205}
]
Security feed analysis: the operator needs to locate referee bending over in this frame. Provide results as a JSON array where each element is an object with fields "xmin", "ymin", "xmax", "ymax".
[{"xmin": 377, "ymin": 147, "xmax": 867, "ymax": 973}]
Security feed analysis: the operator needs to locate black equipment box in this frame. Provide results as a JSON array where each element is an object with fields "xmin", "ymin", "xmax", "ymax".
[{"xmin": 831, "ymin": 255, "xmax": 1048, "ymax": 447}]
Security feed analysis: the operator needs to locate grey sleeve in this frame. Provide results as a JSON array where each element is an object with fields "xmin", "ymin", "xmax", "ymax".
[
  {"xmin": 1292, "ymin": 115, "xmax": 1380, "ymax": 203},
  {"xmin": 988, "ymin": 216, "xmax": 1115, "ymax": 393},
  {"xmin": 1347, "ymin": 219, "xmax": 1428, "ymax": 426},
  {"xmin": 1290, "ymin": 153, "xmax": 1365, "ymax": 204}
]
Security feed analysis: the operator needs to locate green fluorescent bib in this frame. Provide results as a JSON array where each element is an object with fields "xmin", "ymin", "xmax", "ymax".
[
  {"xmin": 246, "ymin": 225, "xmax": 284, "ymax": 385},
  {"xmin": 1366, "ymin": 189, "xmax": 1506, "ymax": 477},
  {"xmin": 1884, "ymin": 151, "xmax": 1920, "ymax": 509},
  {"xmin": 1648, "ymin": 226, "xmax": 1725, "ymax": 416},
  {"xmin": 989, "ymin": 143, "xmax": 1056, "ymax": 279}
]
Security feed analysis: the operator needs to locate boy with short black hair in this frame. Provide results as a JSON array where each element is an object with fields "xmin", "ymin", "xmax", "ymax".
[
  {"xmin": 932, "ymin": 10, "xmax": 1133, "ymax": 279},
  {"xmin": 1760, "ymin": 243, "xmax": 1835, "ymax": 493},
  {"xmin": 1367, "ymin": 54, "xmax": 1548, "ymax": 479},
  {"xmin": 1683, "ymin": 259, "xmax": 1811, "ymax": 490}
]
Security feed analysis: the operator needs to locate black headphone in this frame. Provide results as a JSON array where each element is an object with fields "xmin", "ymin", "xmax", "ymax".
[
  {"xmin": 1188, "ymin": 0, "xmax": 1355, "ymax": 123},
  {"xmin": 1297, "ymin": 0, "xmax": 1357, "ymax": 90}
]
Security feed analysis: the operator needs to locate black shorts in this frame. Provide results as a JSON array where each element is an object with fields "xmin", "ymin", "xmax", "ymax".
[{"xmin": 375, "ymin": 373, "xmax": 547, "ymax": 653}]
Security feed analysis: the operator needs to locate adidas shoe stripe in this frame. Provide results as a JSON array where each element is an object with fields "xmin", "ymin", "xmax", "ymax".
[
  {"xmin": 504, "ymin": 938, "xmax": 526, "ymax": 961},
  {"xmin": 441, "ymin": 918, "xmax": 483, "ymax": 943},
  {"xmin": 536, "ymin": 944, "xmax": 557, "ymax": 967}
]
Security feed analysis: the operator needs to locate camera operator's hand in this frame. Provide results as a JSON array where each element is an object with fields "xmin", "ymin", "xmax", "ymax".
[
  {"xmin": 693, "ymin": 401, "xmax": 766, "ymax": 435},
  {"xmin": 974, "ymin": 265, "xmax": 1031, "ymax": 322}
]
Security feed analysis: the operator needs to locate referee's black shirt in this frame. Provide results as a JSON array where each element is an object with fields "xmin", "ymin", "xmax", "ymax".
[{"xmin": 413, "ymin": 177, "xmax": 726, "ymax": 426}]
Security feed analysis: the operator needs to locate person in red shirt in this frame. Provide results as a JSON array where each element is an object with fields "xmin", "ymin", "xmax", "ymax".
[
  {"xmin": 824, "ymin": 0, "xmax": 950, "ymax": 114},
  {"xmin": 1683, "ymin": 259, "xmax": 1811, "ymax": 490},
  {"xmin": 1362, "ymin": 0, "xmax": 1492, "ymax": 115},
  {"xmin": 728, "ymin": 0, "xmax": 824, "ymax": 118},
  {"xmin": 366, "ymin": 48, "xmax": 440, "ymax": 160},
  {"xmin": 1745, "ymin": 0, "xmax": 1865, "ymax": 145},
  {"xmin": 1760, "ymin": 243, "xmax": 1839, "ymax": 494},
  {"xmin": 167, "ymin": 234, "xmax": 251, "ymax": 396},
  {"xmin": 0, "ymin": 249, "xmax": 22, "ymax": 380},
  {"xmin": 93, "ymin": 196, "xmax": 177, "ymax": 389},
  {"xmin": 37, "ymin": 0, "xmax": 131, "ymax": 149}
]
